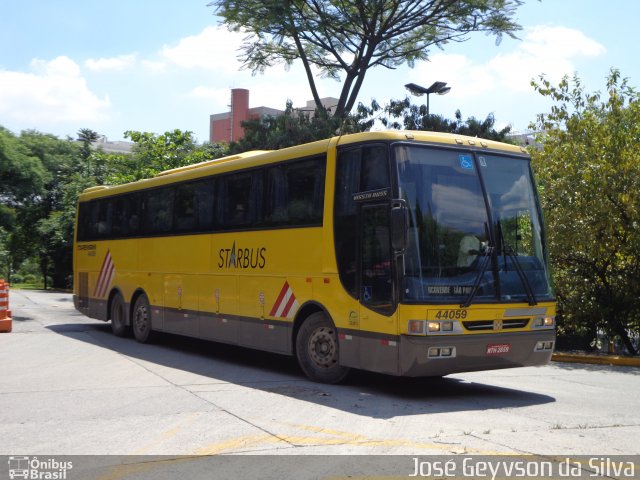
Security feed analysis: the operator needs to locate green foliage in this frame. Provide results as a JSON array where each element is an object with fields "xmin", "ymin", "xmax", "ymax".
[
  {"xmin": 530, "ymin": 69, "xmax": 640, "ymax": 355},
  {"xmin": 230, "ymin": 97, "xmax": 512, "ymax": 153},
  {"xmin": 107, "ymin": 130, "xmax": 228, "ymax": 184},
  {"xmin": 0, "ymin": 127, "xmax": 49, "ymax": 207},
  {"xmin": 210, "ymin": 0, "xmax": 524, "ymax": 118},
  {"xmin": 0, "ymin": 126, "xmax": 228, "ymax": 289},
  {"xmin": 378, "ymin": 97, "xmax": 512, "ymax": 140},
  {"xmin": 229, "ymin": 100, "xmax": 373, "ymax": 152}
]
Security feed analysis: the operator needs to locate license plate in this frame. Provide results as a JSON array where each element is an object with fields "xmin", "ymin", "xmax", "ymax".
[{"xmin": 486, "ymin": 343, "xmax": 511, "ymax": 355}]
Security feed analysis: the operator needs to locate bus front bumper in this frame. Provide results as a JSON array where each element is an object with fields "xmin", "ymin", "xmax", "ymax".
[{"xmin": 398, "ymin": 330, "xmax": 556, "ymax": 377}]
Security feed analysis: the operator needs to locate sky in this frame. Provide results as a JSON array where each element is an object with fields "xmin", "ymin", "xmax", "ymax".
[{"xmin": 1, "ymin": 0, "xmax": 639, "ymax": 144}]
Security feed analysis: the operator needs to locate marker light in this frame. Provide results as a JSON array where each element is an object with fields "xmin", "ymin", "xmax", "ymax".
[{"xmin": 441, "ymin": 321, "xmax": 454, "ymax": 332}]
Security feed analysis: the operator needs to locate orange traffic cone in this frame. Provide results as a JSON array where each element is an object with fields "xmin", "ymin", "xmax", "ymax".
[{"xmin": 0, "ymin": 279, "xmax": 12, "ymax": 333}]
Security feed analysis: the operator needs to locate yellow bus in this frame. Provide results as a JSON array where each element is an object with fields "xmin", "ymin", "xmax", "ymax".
[{"xmin": 73, "ymin": 131, "xmax": 556, "ymax": 383}]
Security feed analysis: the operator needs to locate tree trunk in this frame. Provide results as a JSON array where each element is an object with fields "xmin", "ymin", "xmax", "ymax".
[
  {"xmin": 40, "ymin": 256, "xmax": 48, "ymax": 290},
  {"xmin": 614, "ymin": 320, "xmax": 638, "ymax": 356}
]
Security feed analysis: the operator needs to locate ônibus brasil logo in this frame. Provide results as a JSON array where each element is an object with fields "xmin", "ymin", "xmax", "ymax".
[{"xmin": 8, "ymin": 456, "xmax": 73, "ymax": 479}]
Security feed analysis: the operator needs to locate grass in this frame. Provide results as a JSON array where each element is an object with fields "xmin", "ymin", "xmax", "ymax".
[{"xmin": 8, "ymin": 282, "xmax": 45, "ymax": 290}]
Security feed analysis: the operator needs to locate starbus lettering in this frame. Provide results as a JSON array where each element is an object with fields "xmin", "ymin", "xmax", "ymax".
[{"xmin": 218, "ymin": 242, "xmax": 267, "ymax": 269}]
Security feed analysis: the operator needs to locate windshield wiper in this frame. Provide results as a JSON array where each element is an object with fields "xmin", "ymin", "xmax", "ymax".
[
  {"xmin": 495, "ymin": 221, "xmax": 538, "ymax": 306},
  {"xmin": 503, "ymin": 244, "xmax": 538, "ymax": 306},
  {"xmin": 460, "ymin": 246, "xmax": 493, "ymax": 308}
]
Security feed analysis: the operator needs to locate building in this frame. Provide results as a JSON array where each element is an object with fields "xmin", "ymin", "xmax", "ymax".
[
  {"xmin": 209, "ymin": 88, "xmax": 338, "ymax": 143},
  {"xmin": 85, "ymin": 135, "xmax": 133, "ymax": 154}
]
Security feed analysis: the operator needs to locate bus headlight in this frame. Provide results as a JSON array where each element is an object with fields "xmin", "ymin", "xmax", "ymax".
[
  {"xmin": 427, "ymin": 321, "xmax": 453, "ymax": 332},
  {"xmin": 427, "ymin": 321, "xmax": 440, "ymax": 332}
]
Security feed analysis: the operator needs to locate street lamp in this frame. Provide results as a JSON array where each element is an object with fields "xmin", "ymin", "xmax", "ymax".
[{"xmin": 404, "ymin": 81, "xmax": 451, "ymax": 116}]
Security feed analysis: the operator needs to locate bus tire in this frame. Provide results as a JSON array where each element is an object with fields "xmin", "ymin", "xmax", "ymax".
[
  {"xmin": 132, "ymin": 294, "xmax": 154, "ymax": 343},
  {"xmin": 296, "ymin": 312, "xmax": 349, "ymax": 384},
  {"xmin": 110, "ymin": 292, "xmax": 129, "ymax": 337}
]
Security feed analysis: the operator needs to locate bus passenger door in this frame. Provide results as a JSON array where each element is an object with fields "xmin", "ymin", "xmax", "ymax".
[{"xmin": 358, "ymin": 203, "xmax": 398, "ymax": 374}]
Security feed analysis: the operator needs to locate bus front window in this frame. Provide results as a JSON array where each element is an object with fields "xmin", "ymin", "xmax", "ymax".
[
  {"xmin": 396, "ymin": 145, "xmax": 553, "ymax": 304},
  {"xmin": 480, "ymin": 154, "xmax": 554, "ymax": 302}
]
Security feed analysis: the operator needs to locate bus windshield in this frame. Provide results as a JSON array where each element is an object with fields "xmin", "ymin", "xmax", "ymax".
[{"xmin": 396, "ymin": 144, "xmax": 554, "ymax": 304}]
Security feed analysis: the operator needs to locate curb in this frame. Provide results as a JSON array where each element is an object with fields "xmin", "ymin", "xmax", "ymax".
[{"xmin": 552, "ymin": 352, "xmax": 640, "ymax": 368}]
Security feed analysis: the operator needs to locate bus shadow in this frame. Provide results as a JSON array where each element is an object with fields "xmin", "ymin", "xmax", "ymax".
[{"xmin": 47, "ymin": 322, "xmax": 556, "ymax": 419}]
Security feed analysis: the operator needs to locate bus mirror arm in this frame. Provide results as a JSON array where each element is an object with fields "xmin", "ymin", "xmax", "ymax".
[{"xmin": 391, "ymin": 200, "xmax": 408, "ymax": 253}]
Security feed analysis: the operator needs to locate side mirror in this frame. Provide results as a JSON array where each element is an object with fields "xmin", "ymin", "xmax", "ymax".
[{"xmin": 390, "ymin": 200, "xmax": 408, "ymax": 253}]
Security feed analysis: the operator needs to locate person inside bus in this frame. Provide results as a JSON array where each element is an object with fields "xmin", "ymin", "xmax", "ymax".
[{"xmin": 457, "ymin": 234, "xmax": 481, "ymax": 267}]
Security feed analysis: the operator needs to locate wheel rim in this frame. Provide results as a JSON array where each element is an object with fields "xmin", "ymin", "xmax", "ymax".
[
  {"xmin": 308, "ymin": 326, "xmax": 338, "ymax": 369},
  {"xmin": 134, "ymin": 304, "xmax": 149, "ymax": 334}
]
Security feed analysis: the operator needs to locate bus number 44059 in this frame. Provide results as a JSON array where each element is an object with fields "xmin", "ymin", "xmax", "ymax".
[{"xmin": 434, "ymin": 309, "xmax": 468, "ymax": 320}]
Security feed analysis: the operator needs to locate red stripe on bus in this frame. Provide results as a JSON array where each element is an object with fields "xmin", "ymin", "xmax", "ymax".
[
  {"xmin": 269, "ymin": 281, "xmax": 289, "ymax": 317},
  {"xmin": 93, "ymin": 250, "xmax": 111, "ymax": 296},
  {"xmin": 280, "ymin": 292, "xmax": 297, "ymax": 318},
  {"xmin": 98, "ymin": 260, "xmax": 115, "ymax": 298}
]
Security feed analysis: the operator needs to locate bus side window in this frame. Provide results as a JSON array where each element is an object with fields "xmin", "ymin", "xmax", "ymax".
[
  {"xmin": 95, "ymin": 199, "xmax": 112, "ymax": 239},
  {"xmin": 143, "ymin": 188, "xmax": 174, "ymax": 234},
  {"xmin": 194, "ymin": 179, "xmax": 215, "ymax": 232},
  {"xmin": 361, "ymin": 145, "xmax": 390, "ymax": 191},
  {"xmin": 111, "ymin": 196, "xmax": 127, "ymax": 237},
  {"xmin": 264, "ymin": 156, "xmax": 326, "ymax": 227},
  {"xmin": 174, "ymin": 183, "xmax": 198, "ymax": 232},
  {"xmin": 220, "ymin": 172, "xmax": 253, "ymax": 229},
  {"xmin": 265, "ymin": 165, "xmax": 287, "ymax": 225},
  {"xmin": 286, "ymin": 157, "xmax": 325, "ymax": 225},
  {"xmin": 127, "ymin": 194, "xmax": 141, "ymax": 235},
  {"xmin": 77, "ymin": 202, "xmax": 94, "ymax": 241}
]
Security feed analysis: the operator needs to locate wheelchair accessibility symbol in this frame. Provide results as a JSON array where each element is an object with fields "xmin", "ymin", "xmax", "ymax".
[{"xmin": 459, "ymin": 155, "xmax": 474, "ymax": 170}]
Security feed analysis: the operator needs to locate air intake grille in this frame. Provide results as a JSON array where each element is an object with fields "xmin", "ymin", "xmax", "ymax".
[{"xmin": 463, "ymin": 319, "xmax": 529, "ymax": 331}]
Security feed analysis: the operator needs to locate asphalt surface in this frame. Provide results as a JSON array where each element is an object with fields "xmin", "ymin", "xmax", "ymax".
[{"xmin": 1, "ymin": 289, "xmax": 639, "ymax": 458}]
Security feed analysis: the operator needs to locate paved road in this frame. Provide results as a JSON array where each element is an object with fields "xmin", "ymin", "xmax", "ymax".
[{"xmin": 1, "ymin": 289, "xmax": 639, "ymax": 457}]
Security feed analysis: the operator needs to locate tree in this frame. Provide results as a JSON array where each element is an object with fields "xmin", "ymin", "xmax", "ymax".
[
  {"xmin": 530, "ymin": 69, "xmax": 640, "ymax": 355},
  {"xmin": 18, "ymin": 130, "xmax": 86, "ymax": 288},
  {"xmin": 229, "ymin": 100, "xmax": 374, "ymax": 152},
  {"xmin": 230, "ymin": 97, "xmax": 512, "ymax": 153},
  {"xmin": 107, "ymin": 130, "xmax": 229, "ymax": 183},
  {"xmin": 0, "ymin": 128, "xmax": 50, "ymax": 282},
  {"xmin": 210, "ymin": 0, "xmax": 524, "ymax": 118},
  {"xmin": 379, "ymin": 97, "xmax": 512, "ymax": 140},
  {"xmin": 0, "ymin": 127, "xmax": 48, "ymax": 208}
]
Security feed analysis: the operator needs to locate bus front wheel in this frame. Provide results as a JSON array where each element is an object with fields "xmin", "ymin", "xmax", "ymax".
[
  {"xmin": 110, "ymin": 292, "xmax": 129, "ymax": 337},
  {"xmin": 132, "ymin": 294, "xmax": 154, "ymax": 343},
  {"xmin": 296, "ymin": 312, "xmax": 349, "ymax": 384}
]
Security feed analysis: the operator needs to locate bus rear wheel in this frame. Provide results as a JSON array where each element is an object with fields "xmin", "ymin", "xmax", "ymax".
[
  {"xmin": 296, "ymin": 312, "xmax": 349, "ymax": 384},
  {"xmin": 110, "ymin": 292, "xmax": 129, "ymax": 337},
  {"xmin": 132, "ymin": 294, "xmax": 153, "ymax": 343}
]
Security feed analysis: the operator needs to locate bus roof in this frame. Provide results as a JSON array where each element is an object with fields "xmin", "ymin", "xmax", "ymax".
[{"xmin": 79, "ymin": 130, "xmax": 527, "ymax": 201}]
